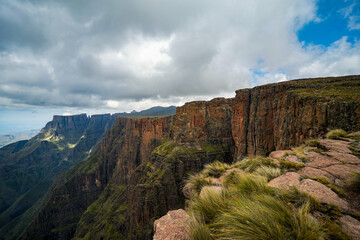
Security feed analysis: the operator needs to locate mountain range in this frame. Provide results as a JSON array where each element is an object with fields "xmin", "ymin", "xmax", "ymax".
[
  {"xmin": 0, "ymin": 130, "xmax": 40, "ymax": 148},
  {"xmin": 0, "ymin": 106, "xmax": 176, "ymax": 240},
  {"xmin": 1, "ymin": 76, "xmax": 360, "ymax": 239}
]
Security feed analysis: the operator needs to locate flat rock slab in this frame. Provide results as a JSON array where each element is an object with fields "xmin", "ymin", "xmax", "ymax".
[
  {"xmin": 297, "ymin": 167, "xmax": 335, "ymax": 183},
  {"xmin": 199, "ymin": 185, "xmax": 224, "ymax": 198},
  {"xmin": 299, "ymin": 179, "xmax": 349, "ymax": 210},
  {"xmin": 324, "ymin": 151, "xmax": 360, "ymax": 164},
  {"xmin": 323, "ymin": 164, "xmax": 360, "ymax": 181},
  {"xmin": 305, "ymin": 152, "xmax": 341, "ymax": 168},
  {"xmin": 339, "ymin": 215, "xmax": 360, "ymax": 240},
  {"xmin": 269, "ymin": 150, "xmax": 291, "ymax": 159},
  {"xmin": 154, "ymin": 209, "xmax": 190, "ymax": 240},
  {"xmin": 319, "ymin": 139, "xmax": 352, "ymax": 154},
  {"xmin": 268, "ymin": 172, "xmax": 300, "ymax": 190}
]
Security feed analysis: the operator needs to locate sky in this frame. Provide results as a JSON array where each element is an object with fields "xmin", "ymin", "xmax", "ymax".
[{"xmin": 0, "ymin": 0, "xmax": 359, "ymax": 134}]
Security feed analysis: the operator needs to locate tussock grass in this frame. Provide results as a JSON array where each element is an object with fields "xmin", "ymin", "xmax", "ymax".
[
  {"xmin": 348, "ymin": 172, "xmax": 360, "ymax": 193},
  {"xmin": 213, "ymin": 196, "xmax": 322, "ymax": 240},
  {"xmin": 188, "ymin": 215, "xmax": 213, "ymax": 240},
  {"xmin": 233, "ymin": 156, "xmax": 277, "ymax": 172},
  {"xmin": 188, "ymin": 170, "xmax": 325, "ymax": 240},
  {"xmin": 202, "ymin": 161, "xmax": 230, "ymax": 178},
  {"xmin": 230, "ymin": 173, "xmax": 274, "ymax": 196},
  {"xmin": 326, "ymin": 129, "xmax": 348, "ymax": 139},
  {"xmin": 190, "ymin": 189, "xmax": 228, "ymax": 223},
  {"xmin": 280, "ymin": 159, "xmax": 305, "ymax": 170},
  {"xmin": 186, "ymin": 173, "xmax": 213, "ymax": 194},
  {"xmin": 306, "ymin": 139, "xmax": 322, "ymax": 148},
  {"xmin": 254, "ymin": 165, "xmax": 282, "ymax": 180}
]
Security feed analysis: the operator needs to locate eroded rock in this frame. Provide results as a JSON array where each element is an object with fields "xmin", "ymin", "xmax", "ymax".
[
  {"xmin": 305, "ymin": 152, "xmax": 341, "ymax": 168},
  {"xmin": 324, "ymin": 151, "xmax": 360, "ymax": 164},
  {"xmin": 319, "ymin": 139, "xmax": 352, "ymax": 154},
  {"xmin": 323, "ymin": 164, "xmax": 360, "ymax": 181},
  {"xmin": 269, "ymin": 150, "xmax": 291, "ymax": 159},
  {"xmin": 339, "ymin": 215, "xmax": 360, "ymax": 240},
  {"xmin": 268, "ymin": 172, "xmax": 301, "ymax": 190},
  {"xmin": 299, "ymin": 179, "xmax": 349, "ymax": 210},
  {"xmin": 153, "ymin": 209, "xmax": 190, "ymax": 240},
  {"xmin": 297, "ymin": 167, "xmax": 335, "ymax": 183}
]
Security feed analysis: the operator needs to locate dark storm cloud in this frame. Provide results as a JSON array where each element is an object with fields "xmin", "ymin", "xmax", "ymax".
[{"xmin": 0, "ymin": 0, "xmax": 359, "ymax": 110}]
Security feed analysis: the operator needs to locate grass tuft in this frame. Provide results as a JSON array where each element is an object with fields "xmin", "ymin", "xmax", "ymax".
[
  {"xmin": 348, "ymin": 172, "xmax": 360, "ymax": 193},
  {"xmin": 326, "ymin": 129, "xmax": 348, "ymax": 139},
  {"xmin": 233, "ymin": 156, "xmax": 277, "ymax": 173},
  {"xmin": 202, "ymin": 161, "xmax": 230, "ymax": 178},
  {"xmin": 254, "ymin": 165, "xmax": 282, "ymax": 180},
  {"xmin": 213, "ymin": 195, "xmax": 323, "ymax": 240},
  {"xmin": 280, "ymin": 159, "xmax": 305, "ymax": 170},
  {"xmin": 186, "ymin": 173, "xmax": 213, "ymax": 195},
  {"xmin": 188, "ymin": 215, "xmax": 213, "ymax": 240},
  {"xmin": 190, "ymin": 188, "xmax": 228, "ymax": 224}
]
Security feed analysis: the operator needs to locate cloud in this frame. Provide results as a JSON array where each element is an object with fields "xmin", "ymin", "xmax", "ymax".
[
  {"xmin": 0, "ymin": 0, "xmax": 359, "ymax": 112},
  {"xmin": 339, "ymin": 0, "xmax": 360, "ymax": 30}
]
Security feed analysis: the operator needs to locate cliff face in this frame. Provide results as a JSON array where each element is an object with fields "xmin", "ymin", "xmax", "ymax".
[
  {"xmin": 23, "ymin": 75, "xmax": 360, "ymax": 239},
  {"xmin": 0, "ymin": 113, "xmax": 120, "ymax": 240},
  {"xmin": 22, "ymin": 116, "xmax": 174, "ymax": 240},
  {"xmin": 233, "ymin": 76, "xmax": 360, "ymax": 157}
]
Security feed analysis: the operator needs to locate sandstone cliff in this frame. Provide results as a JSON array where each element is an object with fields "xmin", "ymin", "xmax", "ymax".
[{"xmin": 23, "ymin": 75, "xmax": 360, "ymax": 239}]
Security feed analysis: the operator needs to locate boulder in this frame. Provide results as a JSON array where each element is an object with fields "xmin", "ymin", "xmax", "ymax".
[
  {"xmin": 153, "ymin": 209, "xmax": 190, "ymax": 240},
  {"xmin": 299, "ymin": 179, "xmax": 349, "ymax": 210},
  {"xmin": 268, "ymin": 172, "xmax": 301, "ymax": 190},
  {"xmin": 339, "ymin": 215, "xmax": 360, "ymax": 240},
  {"xmin": 269, "ymin": 150, "xmax": 291, "ymax": 159}
]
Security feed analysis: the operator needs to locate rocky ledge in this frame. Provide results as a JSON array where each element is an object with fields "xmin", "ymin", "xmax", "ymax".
[{"xmin": 154, "ymin": 135, "xmax": 360, "ymax": 240}]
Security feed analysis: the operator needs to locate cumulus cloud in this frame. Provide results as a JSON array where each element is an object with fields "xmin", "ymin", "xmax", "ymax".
[{"xmin": 0, "ymin": 0, "xmax": 359, "ymax": 112}]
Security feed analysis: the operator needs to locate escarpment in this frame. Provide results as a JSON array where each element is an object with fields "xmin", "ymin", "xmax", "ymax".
[{"xmin": 23, "ymin": 75, "xmax": 360, "ymax": 239}]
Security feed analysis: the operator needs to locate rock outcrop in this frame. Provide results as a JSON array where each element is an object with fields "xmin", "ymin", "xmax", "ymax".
[
  {"xmin": 23, "ymin": 75, "xmax": 360, "ymax": 239},
  {"xmin": 153, "ymin": 209, "xmax": 190, "ymax": 240}
]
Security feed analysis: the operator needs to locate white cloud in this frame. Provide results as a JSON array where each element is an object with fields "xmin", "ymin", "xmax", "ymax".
[{"xmin": 0, "ymin": 0, "xmax": 359, "ymax": 114}]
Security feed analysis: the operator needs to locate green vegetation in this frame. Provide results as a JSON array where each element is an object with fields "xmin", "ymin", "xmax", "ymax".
[
  {"xmin": 305, "ymin": 139, "xmax": 323, "ymax": 149},
  {"xmin": 186, "ymin": 173, "xmax": 213, "ymax": 194},
  {"xmin": 326, "ymin": 129, "xmax": 348, "ymax": 139},
  {"xmin": 349, "ymin": 141, "xmax": 360, "ymax": 157},
  {"xmin": 188, "ymin": 172, "xmax": 323, "ymax": 240},
  {"xmin": 290, "ymin": 77, "xmax": 360, "ymax": 103},
  {"xmin": 73, "ymin": 184, "xmax": 128, "ymax": 240},
  {"xmin": 187, "ymin": 156, "xmax": 351, "ymax": 240},
  {"xmin": 202, "ymin": 161, "xmax": 230, "ymax": 178},
  {"xmin": 254, "ymin": 165, "xmax": 282, "ymax": 180},
  {"xmin": 348, "ymin": 172, "xmax": 360, "ymax": 193},
  {"xmin": 233, "ymin": 156, "xmax": 277, "ymax": 172},
  {"xmin": 279, "ymin": 159, "xmax": 305, "ymax": 170}
]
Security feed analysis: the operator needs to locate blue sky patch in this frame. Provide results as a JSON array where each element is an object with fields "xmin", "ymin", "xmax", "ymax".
[{"xmin": 298, "ymin": 0, "xmax": 360, "ymax": 47}]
